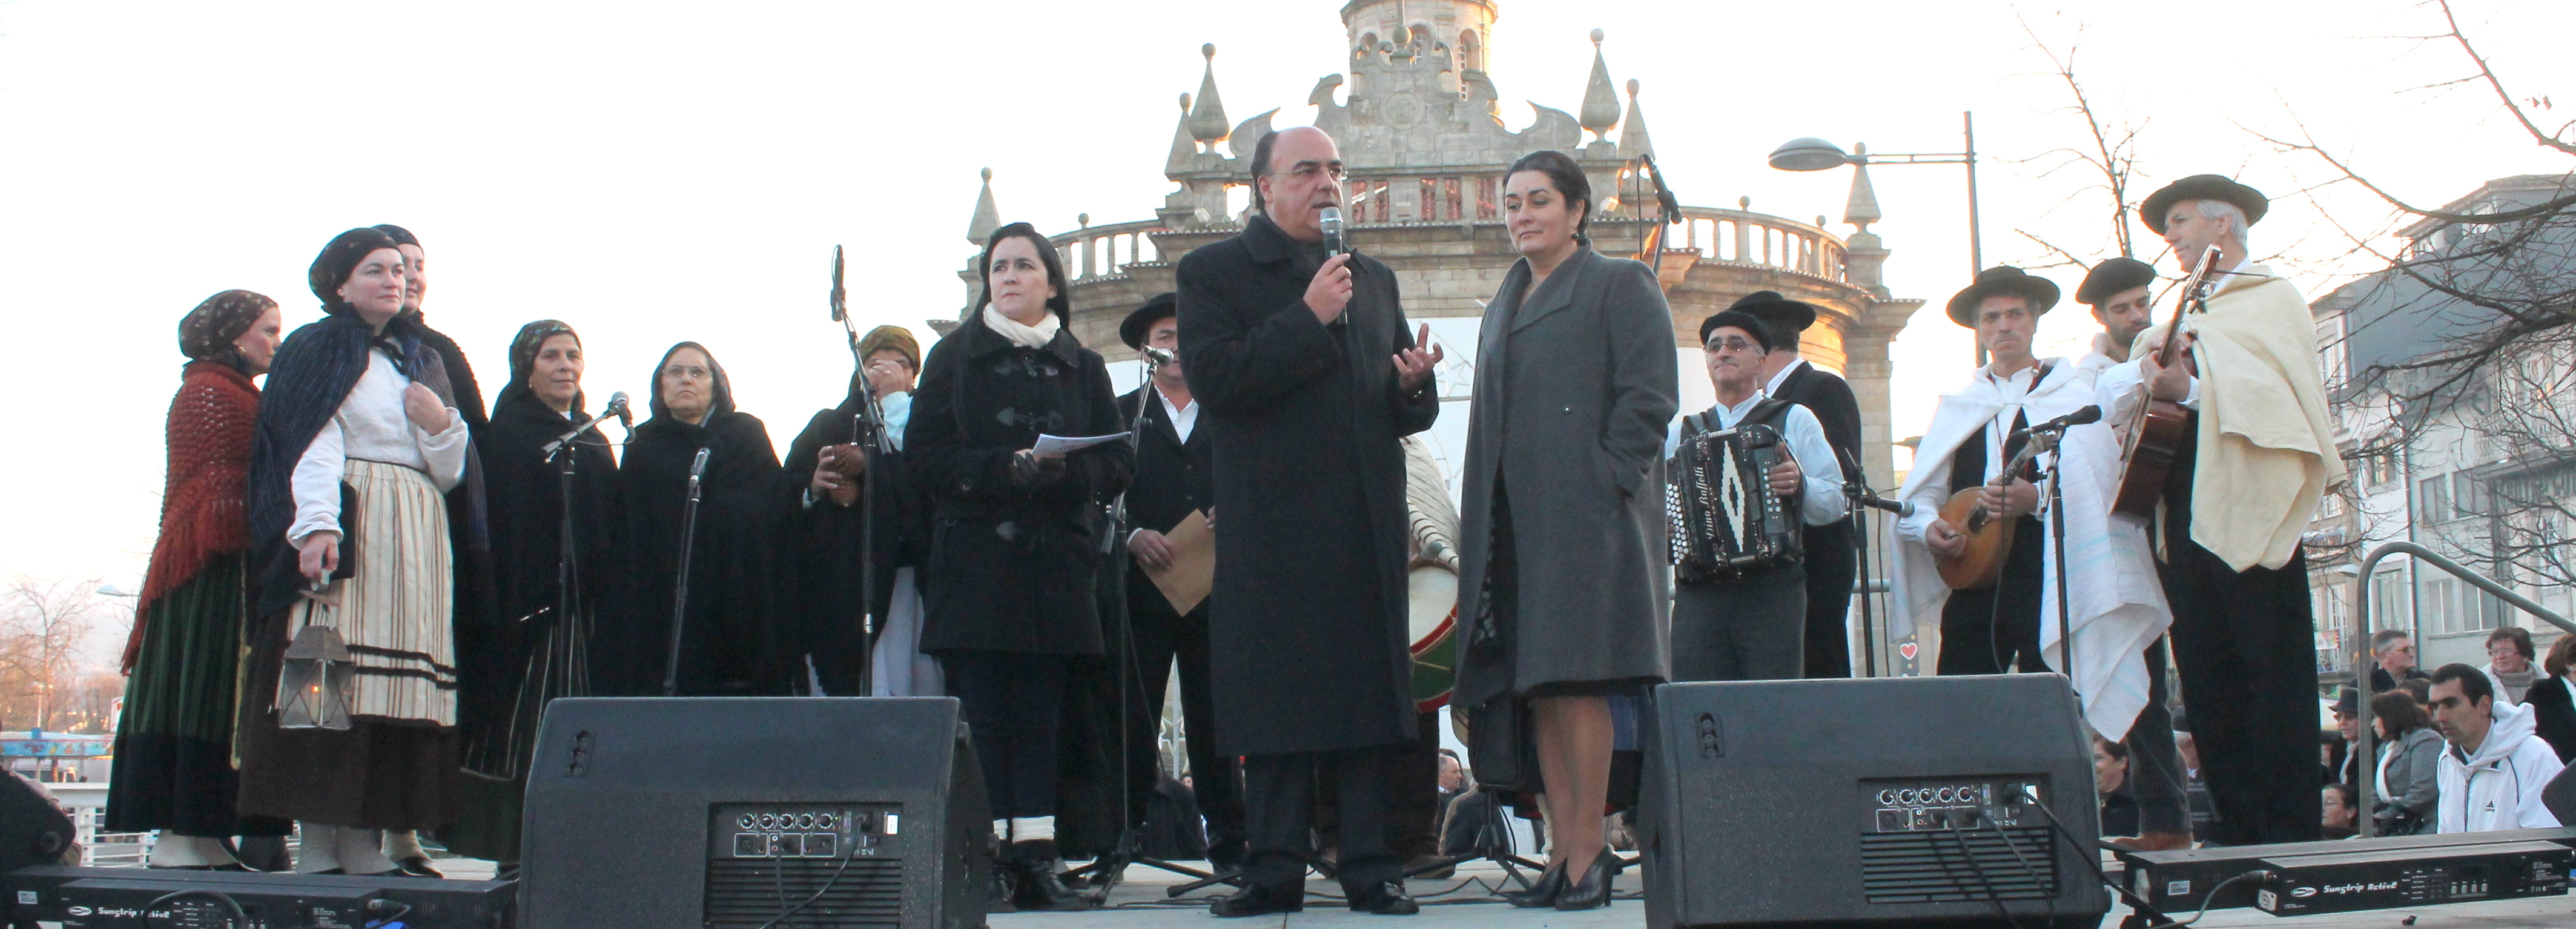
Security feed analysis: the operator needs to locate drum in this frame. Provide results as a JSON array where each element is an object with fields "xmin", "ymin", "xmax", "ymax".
[{"xmin": 1407, "ymin": 565, "xmax": 1459, "ymax": 712}]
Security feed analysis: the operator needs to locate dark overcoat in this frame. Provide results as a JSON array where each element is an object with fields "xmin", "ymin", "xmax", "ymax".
[
  {"xmin": 1176, "ymin": 214, "xmax": 1439, "ymax": 756},
  {"xmin": 1453, "ymin": 247, "xmax": 1677, "ymax": 705},
  {"xmin": 905, "ymin": 319, "xmax": 1131, "ymax": 656},
  {"xmin": 781, "ymin": 376, "xmax": 930, "ymax": 693},
  {"xmin": 1771, "ymin": 359, "xmax": 1865, "ymax": 675}
]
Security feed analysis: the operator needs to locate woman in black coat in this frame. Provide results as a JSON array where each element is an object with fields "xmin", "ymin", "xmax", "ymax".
[
  {"xmin": 610, "ymin": 342, "xmax": 783, "ymax": 697},
  {"xmin": 446, "ymin": 320, "xmax": 618, "ymax": 865},
  {"xmin": 2526, "ymin": 634, "xmax": 2576, "ymax": 762},
  {"xmin": 907, "ymin": 222, "xmax": 1130, "ymax": 911},
  {"xmin": 781, "ymin": 325, "xmax": 930, "ymax": 696}
]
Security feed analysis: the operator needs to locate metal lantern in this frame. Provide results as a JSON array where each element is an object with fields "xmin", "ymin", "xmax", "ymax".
[{"xmin": 276, "ymin": 624, "xmax": 357, "ymax": 731}]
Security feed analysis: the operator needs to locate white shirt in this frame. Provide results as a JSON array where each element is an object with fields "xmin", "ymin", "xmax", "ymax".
[
  {"xmin": 1157, "ymin": 386, "xmax": 1198, "ymax": 443},
  {"xmin": 289, "ymin": 348, "xmax": 471, "ymax": 544},
  {"xmin": 1763, "ymin": 356, "xmax": 1807, "ymax": 398},
  {"xmin": 1663, "ymin": 391, "xmax": 1849, "ymax": 526}
]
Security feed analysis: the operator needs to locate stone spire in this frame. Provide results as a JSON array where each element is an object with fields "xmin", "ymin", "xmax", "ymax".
[
  {"xmin": 966, "ymin": 167, "xmax": 999, "ymax": 246},
  {"xmin": 1841, "ymin": 144, "xmax": 1892, "ymax": 299},
  {"xmin": 1577, "ymin": 29, "xmax": 1621, "ymax": 144},
  {"xmin": 1166, "ymin": 93, "xmax": 1199, "ymax": 174},
  {"xmin": 1616, "ymin": 78, "xmax": 1654, "ymax": 160},
  {"xmin": 1841, "ymin": 144, "xmax": 1883, "ymax": 232},
  {"xmin": 1186, "ymin": 44, "xmax": 1231, "ymax": 150}
]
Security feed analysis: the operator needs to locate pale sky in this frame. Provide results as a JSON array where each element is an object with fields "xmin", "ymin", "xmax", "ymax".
[{"xmin": 3, "ymin": 1, "xmax": 2565, "ymax": 667}]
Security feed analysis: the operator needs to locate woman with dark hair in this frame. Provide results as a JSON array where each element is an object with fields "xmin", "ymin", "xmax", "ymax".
[
  {"xmin": 1454, "ymin": 150, "xmax": 1678, "ymax": 911},
  {"xmin": 2370, "ymin": 690, "xmax": 2441, "ymax": 835},
  {"xmin": 610, "ymin": 342, "xmax": 782, "ymax": 697},
  {"xmin": 2525, "ymin": 634, "xmax": 2576, "ymax": 762},
  {"xmin": 107, "ymin": 291, "xmax": 292, "ymax": 868},
  {"xmin": 238, "ymin": 228, "xmax": 472, "ymax": 874},
  {"xmin": 443, "ymin": 320, "xmax": 618, "ymax": 868},
  {"xmin": 908, "ymin": 222, "xmax": 1130, "ymax": 912}
]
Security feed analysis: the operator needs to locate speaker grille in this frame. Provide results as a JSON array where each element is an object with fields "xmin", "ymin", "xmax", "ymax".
[
  {"xmin": 704, "ymin": 857, "xmax": 905, "ymax": 928},
  {"xmin": 1860, "ymin": 827, "xmax": 2056, "ymax": 904}
]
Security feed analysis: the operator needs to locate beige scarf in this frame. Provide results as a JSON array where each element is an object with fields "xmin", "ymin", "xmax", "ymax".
[{"xmin": 982, "ymin": 304, "xmax": 1062, "ymax": 351}]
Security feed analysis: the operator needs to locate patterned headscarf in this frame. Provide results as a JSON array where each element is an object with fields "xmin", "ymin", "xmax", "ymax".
[
  {"xmin": 497, "ymin": 319, "xmax": 584, "ymax": 415},
  {"xmin": 308, "ymin": 226, "xmax": 405, "ymax": 311},
  {"xmin": 177, "ymin": 289, "xmax": 276, "ymax": 367}
]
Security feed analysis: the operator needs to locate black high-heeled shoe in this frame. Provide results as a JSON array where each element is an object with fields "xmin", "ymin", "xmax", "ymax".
[
  {"xmin": 1554, "ymin": 847, "xmax": 1619, "ymax": 911},
  {"xmin": 1505, "ymin": 859, "xmax": 1568, "ymax": 908}
]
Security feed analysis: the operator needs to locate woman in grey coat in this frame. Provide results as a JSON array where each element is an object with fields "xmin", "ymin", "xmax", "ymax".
[
  {"xmin": 2371, "ymin": 690, "xmax": 2442, "ymax": 835},
  {"xmin": 1455, "ymin": 150, "xmax": 1679, "ymax": 911}
]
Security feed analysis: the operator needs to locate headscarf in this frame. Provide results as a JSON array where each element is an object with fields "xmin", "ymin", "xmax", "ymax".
[
  {"xmin": 857, "ymin": 325, "xmax": 921, "ymax": 372},
  {"xmin": 371, "ymin": 223, "xmax": 420, "ymax": 248},
  {"xmin": 495, "ymin": 320, "xmax": 583, "ymax": 417},
  {"xmin": 308, "ymin": 226, "xmax": 405, "ymax": 312},
  {"xmin": 646, "ymin": 341, "xmax": 738, "ymax": 424},
  {"xmin": 177, "ymin": 289, "xmax": 276, "ymax": 371}
]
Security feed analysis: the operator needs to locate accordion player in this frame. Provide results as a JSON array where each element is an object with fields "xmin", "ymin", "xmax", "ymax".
[{"xmin": 1664, "ymin": 311, "xmax": 1851, "ymax": 683}]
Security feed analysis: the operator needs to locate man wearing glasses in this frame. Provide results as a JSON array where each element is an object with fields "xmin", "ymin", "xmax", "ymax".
[
  {"xmin": 1662, "ymin": 311, "xmax": 1845, "ymax": 682},
  {"xmin": 2372, "ymin": 629, "xmax": 2429, "ymax": 693}
]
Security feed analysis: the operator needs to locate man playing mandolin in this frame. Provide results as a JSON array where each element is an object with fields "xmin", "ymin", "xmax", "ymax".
[
  {"xmin": 2095, "ymin": 175, "xmax": 2345, "ymax": 845},
  {"xmin": 1887, "ymin": 266, "xmax": 2097, "ymax": 676}
]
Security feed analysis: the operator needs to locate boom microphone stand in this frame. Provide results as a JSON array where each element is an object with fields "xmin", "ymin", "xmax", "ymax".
[
  {"xmin": 533, "ymin": 397, "xmax": 627, "ymax": 717},
  {"xmin": 662, "ymin": 446, "xmax": 711, "ymax": 697},
  {"xmin": 830, "ymin": 245, "xmax": 892, "ymax": 698}
]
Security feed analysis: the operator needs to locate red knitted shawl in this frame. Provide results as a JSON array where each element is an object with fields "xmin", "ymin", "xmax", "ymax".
[{"xmin": 125, "ymin": 362, "xmax": 259, "ymax": 672}]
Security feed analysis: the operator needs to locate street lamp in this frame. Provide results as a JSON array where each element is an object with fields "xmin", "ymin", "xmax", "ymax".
[{"xmin": 1769, "ymin": 112, "xmax": 1987, "ymax": 363}]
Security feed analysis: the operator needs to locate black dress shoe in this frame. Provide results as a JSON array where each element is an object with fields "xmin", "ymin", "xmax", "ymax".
[
  {"xmin": 1012, "ymin": 857, "xmax": 1097, "ymax": 911},
  {"xmin": 985, "ymin": 867, "xmax": 1019, "ymax": 914},
  {"xmin": 1554, "ymin": 848, "xmax": 1618, "ymax": 911},
  {"xmin": 1209, "ymin": 882, "xmax": 1304, "ymax": 917},
  {"xmin": 1348, "ymin": 881, "xmax": 1419, "ymax": 915},
  {"xmin": 394, "ymin": 855, "xmax": 444, "ymax": 879},
  {"xmin": 1505, "ymin": 859, "xmax": 1568, "ymax": 908}
]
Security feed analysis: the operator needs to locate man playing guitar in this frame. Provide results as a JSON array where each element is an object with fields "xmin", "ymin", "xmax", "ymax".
[{"xmin": 2095, "ymin": 175, "xmax": 2345, "ymax": 845}]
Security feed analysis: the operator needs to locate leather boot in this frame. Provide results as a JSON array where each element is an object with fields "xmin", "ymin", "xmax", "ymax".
[
  {"xmin": 1210, "ymin": 881, "xmax": 1304, "ymax": 917},
  {"xmin": 1009, "ymin": 841, "xmax": 1095, "ymax": 911}
]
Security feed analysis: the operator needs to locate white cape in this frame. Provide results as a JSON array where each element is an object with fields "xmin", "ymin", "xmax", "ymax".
[
  {"xmin": 2036, "ymin": 372, "xmax": 2170, "ymax": 741},
  {"xmin": 1886, "ymin": 360, "xmax": 2093, "ymax": 651}
]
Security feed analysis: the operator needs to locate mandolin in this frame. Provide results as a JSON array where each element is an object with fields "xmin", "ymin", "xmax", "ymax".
[
  {"xmin": 1934, "ymin": 431, "xmax": 2058, "ymax": 590},
  {"xmin": 2110, "ymin": 246, "xmax": 2223, "ymax": 518}
]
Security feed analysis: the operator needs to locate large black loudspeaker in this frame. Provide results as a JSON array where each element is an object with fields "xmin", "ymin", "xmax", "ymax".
[
  {"xmin": 520, "ymin": 697, "xmax": 991, "ymax": 929},
  {"xmin": 1642, "ymin": 675, "xmax": 2110, "ymax": 928}
]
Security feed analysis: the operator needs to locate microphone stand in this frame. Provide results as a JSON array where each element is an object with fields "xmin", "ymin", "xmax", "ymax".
[
  {"xmin": 831, "ymin": 245, "xmax": 891, "ymax": 698},
  {"xmin": 662, "ymin": 448, "xmax": 710, "ymax": 698},
  {"xmin": 2046, "ymin": 438, "xmax": 2075, "ymax": 698},
  {"xmin": 1834, "ymin": 444, "xmax": 1905, "ymax": 678}
]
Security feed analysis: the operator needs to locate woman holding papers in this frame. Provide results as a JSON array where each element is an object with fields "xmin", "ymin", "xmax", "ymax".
[{"xmin": 907, "ymin": 221, "xmax": 1131, "ymax": 911}]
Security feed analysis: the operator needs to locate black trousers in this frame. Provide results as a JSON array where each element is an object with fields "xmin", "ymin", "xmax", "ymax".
[
  {"xmin": 1801, "ymin": 521, "xmax": 1857, "ymax": 678},
  {"xmin": 1671, "ymin": 565, "xmax": 1807, "ymax": 683},
  {"xmin": 943, "ymin": 650, "xmax": 1069, "ymax": 819},
  {"xmin": 1241, "ymin": 747, "xmax": 1401, "ymax": 893},
  {"xmin": 2125, "ymin": 638, "xmax": 2191, "ymax": 836},
  {"xmin": 1125, "ymin": 585, "xmax": 1245, "ymax": 860},
  {"xmin": 1937, "ymin": 515, "xmax": 2046, "ymax": 675},
  {"xmin": 2160, "ymin": 536, "xmax": 2319, "ymax": 845}
]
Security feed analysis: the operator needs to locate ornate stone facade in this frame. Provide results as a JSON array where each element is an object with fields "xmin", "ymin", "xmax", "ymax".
[{"xmin": 943, "ymin": 0, "xmax": 1922, "ymax": 497}]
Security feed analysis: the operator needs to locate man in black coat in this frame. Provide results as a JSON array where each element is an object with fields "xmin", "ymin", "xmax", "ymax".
[
  {"xmin": 1177, "ymin": 125, "xmax": 1443, "ymax": 917},
  {"xmin": 1112, "ymin": 294, "xmax": 1246, "ymax": 869},
  {"xmin": 1735, "ymin": 291, "xmax": 1864, "ymax": 678}
]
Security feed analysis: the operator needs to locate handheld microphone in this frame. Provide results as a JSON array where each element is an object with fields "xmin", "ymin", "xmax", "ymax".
[
  {"xmin": 1319, "ymin": 207, "xmax": 1344, "ymax": 256},
  {"xmin": 1141, "ymin": 346, "xmax": 1177, "ymax": 367},
  {"xmin": 603, "ymin": 391, "xmax": 633, "ymax": 430},
  {"xmin": 2009, "ymin": 405, "xmax": 2102, "ymax": 441}
]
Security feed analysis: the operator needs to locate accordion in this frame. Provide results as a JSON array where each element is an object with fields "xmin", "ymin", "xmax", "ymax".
[{"xmin": 1666, "ymin": 415, "xmax": 1801, "ymax": 583}]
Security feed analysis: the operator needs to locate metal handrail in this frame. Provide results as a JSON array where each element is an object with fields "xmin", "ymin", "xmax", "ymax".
[{"xmin": 2350, "ymin": 540, "xmax": 2574, "ymax": 837}]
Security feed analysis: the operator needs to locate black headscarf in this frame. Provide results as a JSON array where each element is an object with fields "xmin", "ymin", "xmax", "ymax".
[
  {"xmin": 495, "ymin": 320, "xmax": 584, "ymax": 418},
  {"xmin": 644, "ymin": 341, "xmax": 738, "ymax": 425},
  {"xmin": 177, "ymin": 289, "xmax": 276, "ymax": 374}
]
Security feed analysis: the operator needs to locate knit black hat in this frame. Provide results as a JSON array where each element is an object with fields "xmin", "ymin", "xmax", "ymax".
[
  {"xmin": 308, "ymin": 226, "xmax": 405, "ymax": 308},
  {"xmin": 1728, "ymin": 290, "xmax": 1816, "ymax": 333},
  {"xmin": 1944, "ymin": 266, "xmax": 2060, "ymax": 328},
  {"xmin": 1120, "ymin": 293, "xmax": 1180, "ymax": 350},
  {"xmin": 1697, "ymin": 310, "xmax": 1772, "ymax": 351},
  {"xmin": 2075, "ymin": 257, "xmax": 2158, "ymax": 306},
  {"xmin": 2139, "ymin": 174, "xmax": 2268, "ymax": 235}
]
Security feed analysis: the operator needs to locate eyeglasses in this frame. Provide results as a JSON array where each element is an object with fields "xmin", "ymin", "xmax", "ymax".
[
  {"xmin": 1706, "ymin": 337, "xmax": 1762, "ymax": 354},
  {"xmin": 662, "ymin": 365, "xmax": 710, "ymax": 381}
]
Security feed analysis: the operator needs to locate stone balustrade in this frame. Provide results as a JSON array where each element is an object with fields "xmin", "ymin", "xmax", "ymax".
[
  {"xmin": 1050, "ymin": 220, "xmax": 1169, "ymax": 283},
  {"xmin": 1668, "ymin": 207, "xmax": 1848, "ymax": 283}
]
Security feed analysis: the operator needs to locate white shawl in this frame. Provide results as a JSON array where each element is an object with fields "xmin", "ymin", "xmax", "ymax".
[
  {"xmin": 1887, "ymin": 360, "xmax": 2094, "ymax": 647},
  {"xmin": 2038, "ymin": 408, "xmax": 2170, "ymax": 740}
]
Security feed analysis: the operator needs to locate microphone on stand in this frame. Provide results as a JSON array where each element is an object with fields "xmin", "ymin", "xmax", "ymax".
[
  {"xmin": 2009, "ymin": 405, "xmax": 2102, "ymax": 441},
  {"xmin": 1141, "ymin": 346, "xmax": 1177, "ymax": 367},
  {"xmin": 1319, "ymin": 207, "xmax": 1344, "ymax": 257},
  {"xmin": 1857, "ymin": 496, "xmax": 1917, "ymax": 518},
  {"xmin": 688, "ymin": 446, "xmax": 711, "ymax": 496},
  {"xmin": 603, "ymin": 391, "xmax": 633, "ymax": 431}
]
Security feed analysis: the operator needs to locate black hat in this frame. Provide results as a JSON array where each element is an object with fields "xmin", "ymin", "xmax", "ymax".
[
  {"xmin": 1728, "ymin": 290, "xmax": 1815, "ymax": 333},
  {"xmin": 1697, "ymin": 310, "xmax": 1772, "ymax": 352},
  {"xmin": 1944, "ymin": 266, "xmax": 2060, "ymax": 328},
  {"xmin": 1119, "ymin": 293, "xmax": 1179, "ymax": 350},
  {"xmin": 2332, "ymin": 687, "xmax": 2359, "ymax": 717},
  {"xmin": 2139, "ymin": 174, "xmax": 2268, "ymax": 235},
  {"xmin": 2075, "ymin": 257, "xmax": 2158, "ymax": 306}
]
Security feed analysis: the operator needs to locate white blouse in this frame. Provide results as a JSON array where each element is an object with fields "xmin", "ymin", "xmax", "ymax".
[{"xmin": 288, "ymin": 348, "xmax": 470, "ymax": 544}]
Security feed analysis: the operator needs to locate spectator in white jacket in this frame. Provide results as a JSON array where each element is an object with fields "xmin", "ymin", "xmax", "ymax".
[{"xmin": 2431, "ymin": 663, "xmax": 2566, "ymax": 833}]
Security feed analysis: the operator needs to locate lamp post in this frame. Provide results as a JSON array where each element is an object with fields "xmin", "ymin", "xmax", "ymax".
[{"xmin": 1769, "ymin": 111, "xmax": 1986, "ymax": 363}]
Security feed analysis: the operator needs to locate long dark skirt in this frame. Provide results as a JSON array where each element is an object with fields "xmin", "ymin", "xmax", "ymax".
[
  {"xmin": 441, "ymin": 615, "xmax": 588, "ymax": 862},
  {"xmin": 104, "ymin": 555, "xmax": 292, "ymax": 838},
  {"xmin": 235, "ymin": 602, "xmax": 461, "ymax": 831}
]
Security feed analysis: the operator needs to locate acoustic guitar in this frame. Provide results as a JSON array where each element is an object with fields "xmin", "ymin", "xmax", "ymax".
[
  {"xmin": 2110, "ymin": 246, "xmax": 2224, "ymax": 518},
  {"xmin": 1934, "ymin": 434, "xmax": 2056, "ymax": 590}
]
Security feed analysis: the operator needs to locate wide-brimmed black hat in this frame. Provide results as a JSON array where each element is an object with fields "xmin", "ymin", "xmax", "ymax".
[
  {"xmin": 1727, "ymin": 290, "xmax": 1816, "ymax": 333},
  {"xmin": 1944, "ymin": 266, "xmax": 2060, "ymax": 327},
  {"xmin": 2139, "ymin": 174, "xmax": 2268, "ymax": 235},
  {"xmin": 1119, "ymin": 292, "xmax": 1179, "ymax": 350},
  {"xmin": 1697, "ymin": 310, "xmax": 1772, "ymax": 351},
  {"xmin": 2075, "ymin": 257, "xmax": 2158, "ymax": 306}
]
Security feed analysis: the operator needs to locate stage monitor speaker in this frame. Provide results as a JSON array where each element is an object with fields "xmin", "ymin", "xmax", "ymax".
[
  {"xmin": 519, "ymin": 697, "xmax": 991, "ymax": 929},
  {"xmin": 2543, "ymin": 762, "xmax": 2576, "ymax": 827},
  {"xmin": 1641, "ymin": 674, "xmax": 2110, "ymax": 928}
]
